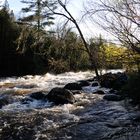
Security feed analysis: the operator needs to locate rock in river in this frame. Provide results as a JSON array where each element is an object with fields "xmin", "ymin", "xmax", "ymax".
[
  {"xmin": 103, "ymin": 94, "xmax": 123, "ymax": 101},
  {"xmin": 93, "ymin": 90, "xmax": 105, "ymax": 95},
  {"xmin": 29, "ymin": 92, "xmax": 46, "ymax": 100},
  {"xmin": 64, "ymin": 82, "xmax": 82, "ymax": 90},
  {"xmin": 92, "ymin": 81, "xmax": 100, "ymax": 87},
  {"xmin": 78, "ymin": 80, "xmax": 90, "ymax": 87},
  {"xmin": 99, "ymin": 72, "xmax": 127, "ymax": 89},
  {"xmin": 0, "ymin": 97, "xmax": 9, "ymax": 109},
  {"xmin": 46, "ymin": 87, "xmax": 75, "ymax": 105}
]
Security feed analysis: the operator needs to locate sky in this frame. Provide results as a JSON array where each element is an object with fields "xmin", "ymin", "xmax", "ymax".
[{"xmin": 0, "ymin": 0, "xmax": 115, "ymax": 41}]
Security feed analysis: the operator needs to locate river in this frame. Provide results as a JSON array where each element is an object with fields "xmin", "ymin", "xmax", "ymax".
[{"xmin": 0, "ymin": 70, "xmax": 140, "ymax": 140}]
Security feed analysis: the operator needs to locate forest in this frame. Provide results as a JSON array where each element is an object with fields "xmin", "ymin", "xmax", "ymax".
[
  {"xmin": 0, "ymin": 0, "xmax": 140, "ymax": 106},
  {"xmin": 0, "ymin": 0, "xmax": 140, "ymax": 139},
  {"xmin": 0, "ymin": 0, "xmax": 140, "ymax": 77},
  {"xmin": 1, "ymin": 0, "xmax": 140, "ymax": 101}
]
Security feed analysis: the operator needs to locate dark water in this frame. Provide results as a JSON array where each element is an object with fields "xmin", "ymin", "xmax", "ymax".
[{"xmin": 0, "ymin": 70, "xmax": 140, "ymax": 140}]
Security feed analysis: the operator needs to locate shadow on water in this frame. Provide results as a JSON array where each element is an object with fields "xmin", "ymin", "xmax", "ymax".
[
  {"xmin": 0, "ymin": 71, "xmax": 140, "ymax": 140},
  {"xmin": 0, "ymin": 94, "xmax": 140, "ymax": 140}
]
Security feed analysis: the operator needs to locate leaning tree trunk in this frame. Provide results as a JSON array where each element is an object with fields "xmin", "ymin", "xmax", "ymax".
[{"xmin": 52, "ymin": 0, "xmax": 100, "ymax": 78}]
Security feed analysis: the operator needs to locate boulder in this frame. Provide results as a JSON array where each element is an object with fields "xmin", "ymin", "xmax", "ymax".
[
  {"xmin": 93, "ymin": 90, "xmax": 105, "ymax": 95},
  {"xmin": 129, "ymin": 100, "xmax": 140, "ymax": 106},
  {"xmin": 29, "ymin": 92, "xmax": 46, "ymax": 100},
  {"xmin": 109, "ymin": 89, "xmax": 119, "ymax": 95},
  {"xmin": 132, "ymin": 113, "xmax": 140, "ymax": 122},
  {"xmin": 109, "ymin": 89, "xmax": 116, "ymax": 94},
  {"xmin": 99, "ymin": 72, "xmax": 128, "ymax": 89},
  {"xmin": 92, "ymin": 81, "xmax": 100, "ymax": 87},
  {"xmin": 100, "ymin": 73, "xmax": 115, "ymax": 88},
  {"xmin": 46, "ymin": 87, "xmax": 75, "ymax": 105},
  {"xmin": 21, "ymin": 98, "xmax": 33, "ymax": 104},
  {"xmin": 113, "ymin": 73, "xmax": 128, "ymax": 89},
  {"xmin": 103, "ymin": 94, "xmax": 123, "ymax": 101},
  {"xmin": 64, "ymin": 83, "xmax": 82, "ymax": 90},
  {"xmin": 78, "ymin": 80, "xmax": 90, "ymax": 87},
  {"xmin": 0, "ymin": 97, "xmax": 9, "ymax": 109}
]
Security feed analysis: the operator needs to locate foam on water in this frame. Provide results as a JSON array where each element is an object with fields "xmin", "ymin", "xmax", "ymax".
[
  {"xmin": 2, "ymin": 99, "xmax": 52, "ymax": 111},
  {"xmin": 0, "ymin": 70, "xmax": 123, "ymax": 89},
  {"xmin": 0, "ymin": 71, "xmax": 95, "ymax": 92},
  {"xmin": 2, "ymin": 70, "xmax": 140, "ymax": 140},
  {"xmin": 0, "ymin": 70, "xmax": 123, "ymax": 111}
]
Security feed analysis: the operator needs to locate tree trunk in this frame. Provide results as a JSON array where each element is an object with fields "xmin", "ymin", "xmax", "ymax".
[{"xmin": 55, "ymin": 1, "xmax": 100, "ymax": 78}]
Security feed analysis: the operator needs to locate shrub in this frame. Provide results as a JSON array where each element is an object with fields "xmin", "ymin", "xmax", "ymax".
[{"xmin": 48, "ymin": 58, "xmax": 69, "ymax": 74}]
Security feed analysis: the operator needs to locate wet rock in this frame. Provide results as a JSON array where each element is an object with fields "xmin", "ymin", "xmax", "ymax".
[
  {"xmin": 109, "ymin": 89, "xmax": 121, "ymax": 95},
  {"xmin": 100, "ymin": 73, "xmax": 115, "ymax": 88},
  {"xmin": 29, "ymin": 92, "xmax": 46, "ymax": 100},
  {"xmin": 117, "ymin": 72, "xmax": 128, "ymax": 83},
  {"xmin": 99, "ymin": 72, "xmax": 128, "ymax": 89},
  {"xmin": 0, "ymin": 94, "xmax": 15, "ymax": 109},
  {"xmin": 78, "ymin": 80, "xmax": 90, "ymax": 87},
  {"xmin": 21, "ymin": 98, "xmax": 33, "ymax": 104},
  {"xmin": 129, "ymin": 100, "xmax": 140, "ymax": 106},
  {"xmin": 106, "ymin": 122, "xmax": 120, "ymax": 128},
  {"xmin": 103, "ymin": 94, "xmax": 123, "ymax": 101},
  {"xmin": 109, "ymin": 89, "xmax": 117, "ymax": 94},
  {"xmin": 92, "ymin": 81, "xmax": 100, "ymax": 87},
  {"xmin": 106, "ymin": 120, "xmax": 131, "ymax": 128},
  {"xmin": 0, "ymin": 97, "xmax": 9, "ymax": 108},
  {"xmin": 46, "ymin": 87, "xmax": 75, "ymax": 105},
  {"xmin": 93, "ymin": 90, "xmax": 105, "ymax": 95},
  {"xmin": 132, "ymin": 113, "xmax": 140, "ymax": 122},
  {"xmin": 64, "ymin": 83, "xmax": 82, "ymax": 90}
]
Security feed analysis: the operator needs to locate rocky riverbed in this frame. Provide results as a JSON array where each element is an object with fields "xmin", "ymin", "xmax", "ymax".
[{"xmin": 0, "ymin": 70, "xmax": 140, "ymax": 140}]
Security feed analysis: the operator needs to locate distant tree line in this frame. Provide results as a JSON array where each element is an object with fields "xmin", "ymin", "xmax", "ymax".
[{"xmin": 0, "ymin": 0, "xmax": 140, "ymax": 77}]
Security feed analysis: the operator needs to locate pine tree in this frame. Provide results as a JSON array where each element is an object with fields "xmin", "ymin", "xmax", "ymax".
[
  {"xmin": 20, "ymin": 0, "xmax": 57, "ymax": 30},
  {"xmin": 0, "ymin": 0, "xmax": 9, "ymax": 10}
]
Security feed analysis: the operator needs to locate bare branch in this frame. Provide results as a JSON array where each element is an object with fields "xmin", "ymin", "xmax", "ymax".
[{"xmin": 85, "ymin": 0, "xmax": 140, "ymax": 53}]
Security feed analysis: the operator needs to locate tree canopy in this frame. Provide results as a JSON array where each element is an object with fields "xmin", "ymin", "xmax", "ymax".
[
  {"xmin": 20, "ymin": 0, "xmax": 57, "ymax": 30},
  {"xmin": 86, "ymin": 0, "xmax": 140, "ymax": 53},
  {"xmin": 0, "ymin": 0, "xmax": 140, "ymax": 76}
]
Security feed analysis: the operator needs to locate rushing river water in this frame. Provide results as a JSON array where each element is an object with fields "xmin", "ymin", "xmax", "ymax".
[{"xmin": 0, "ymin": 70, "xmax": 140, "ymax": 140}]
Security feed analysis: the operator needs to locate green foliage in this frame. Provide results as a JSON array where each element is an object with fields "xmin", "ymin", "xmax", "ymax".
[
  {"xmin": 45, "ymin": 29, "xmax": 90, "ymax": 73},
  {"xmin": 0, "ymin": 8, "xmax": 19, "ymax": 51},
  {"xmin": 48, "ymin": 58, "xmax": 69, "ymax": 74},
  {"xmin": 88, "ymin": 37, "xmax": 125, "ymax": 70},
  {"xmin": 104, "ymin": 44, "xmax": 125, "ymax": 69},
  {"xmin": 1, "ymin": 2, "xmax": 138, "ymax": 76},
  {"xmin": 0, "ymin": 7, "xmax": 21, "ymax": 76},
  {"xmin": 123, "ymin": 49, "xmax": 140, "ymax": 72},
  {"xmin": 88, "ymin": 35, "xmax": 106, "ymax": 69},
  {"xmin": 16, "ymin": 25, "xmax": 48, "ymax": 53},
  {"xmin": 20, "ymin": 0, "xmax": 57, "ymax": 30}
]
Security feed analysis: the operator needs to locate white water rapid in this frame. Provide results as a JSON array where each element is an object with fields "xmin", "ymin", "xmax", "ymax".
[
  {"xmin": 0, "ymin": 70, "xmax": 140, "ymax": 140},
  {"xmin": 0, "ymin": 70, "xmax": 124, "ymax": 111}
]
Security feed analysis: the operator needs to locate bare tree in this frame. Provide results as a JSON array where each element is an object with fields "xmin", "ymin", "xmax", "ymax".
[
  {"xmin": 85, "ymin": 0, "xmax": 140, "ymax": 53},
  {"xmin": 47, "ymin": 0, "xmax": 99, "ymax": 77}
]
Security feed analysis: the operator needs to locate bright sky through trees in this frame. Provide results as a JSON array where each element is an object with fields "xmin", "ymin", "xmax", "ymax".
[{"xmin": 0, "ymin": 0, "xmax": 115, "ymax": 41}]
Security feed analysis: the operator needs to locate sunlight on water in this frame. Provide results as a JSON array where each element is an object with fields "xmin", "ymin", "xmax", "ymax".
[
  {"xmin": 1, "ymin": 70, "xmax": 140, "ymax": 140},
  {"xmin": 0, "ymin": 70, "xmax": 124, "ymax": 111}
]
